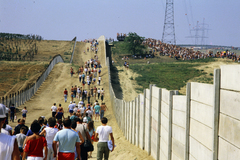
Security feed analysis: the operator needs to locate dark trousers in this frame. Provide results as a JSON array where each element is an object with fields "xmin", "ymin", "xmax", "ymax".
[
  {"xmin": 80, "ymin": 144, "xmax": 88, "ymax": 160},
  {"xmin": 52, "ymin": 112, "xmax": 56, "ymax": 117},
  {"xmin": 10, "ymin": 112, "xmax": 14, "ymax": 122}
]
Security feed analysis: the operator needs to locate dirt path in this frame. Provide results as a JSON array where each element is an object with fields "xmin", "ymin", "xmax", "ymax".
[{"xmin": 9, "ymin": 36, "xmax": 154, "ymax": 160}]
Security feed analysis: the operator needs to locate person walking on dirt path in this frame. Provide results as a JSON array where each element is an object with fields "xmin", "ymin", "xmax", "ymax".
[
  {"xmin": 74, "ymin": 85, "xmax": 77, "ymax": 98},
  {"xmin": 94, "ymin": 103, "xmax": 101, "ymax": 121},
  {"xmin": 22, "ymin": 120, "xmax": 48, "ymax": 160},
  {"xmin": 55, "ymin": 108, "xmax": 64, "ymax": 121},
  {"xmin": 53, "ymin": 118, "xmax": 81, "ymax": 160},
  {"xmin": 76, "ymin": 118, "xmax": 91, "ymax": 160},
  {"xmin": 98, "ymin": 76, "xmax": 101, "ymax": 86},
  {"xmin": 97, "ymin": 88, "xmax": 101, "ymax": 100},
  {"xmin": 100, "ymin": 88, "xmax": 104, "ymax": 102},
  {"xmin": 79, "ymin": 74, "xmax": 82, "ymax": 82},
  {"xmin": 68, "ymin": 102, "xmax": 74, "ymax": 116},
  {"xmin": 98, "ymin": 68, "xmax": 101, "ymax": 76},
  {"xmin": 40, "ymin": 117, "xmax": 58, "ymax": 160},
  {"xmin": 21, "ymin": 107, "xmax": 28, "ymax": 120},
  {"xmin": 70, "ymin": 67, "xmax": 74, "ymax": 77},
  {"xmin": 77, "ymin": 86, "xmax": 81, "ymax": 99},
  {"xmin": 10, "ymin": 104, "xmax": 16, "ymax": 122},
  {"xmin": 57, "ymin": 104, "xmax": 64, "ymax": 113},
  {"xmin": 64, "ymin": 88, "xmax": 68, "ymax": 102},
  {"xmin": 87, "ymin": 91, "xmax": 91, "ymax": 104},
  {"xmin": 100, "ymin": 103, "xmax": 108, "ymax": 120},
  {"xmin": 0, "ymin": 104, "xmax": 20, "ymax": 160},
  {"xmin": 51, "ymin": 103, "xmax": 57, "ymax": 118},
  {"xmin": 95, "ymin": 117, "xmax": 115, "ymax": 160}
]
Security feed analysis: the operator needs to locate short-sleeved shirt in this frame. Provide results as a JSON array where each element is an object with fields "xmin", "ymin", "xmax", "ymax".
[
  {"xmin": 24, "ymin": 136, "xmax": 47, "ymax": 157},
  {"xmin": 16, "ymin": 133, "xmax": 26, "ymax": 147},
  {"xmin": 96, "ymin": 125, "xmax": 112, "ymax": 142},
  {"xmin": 51, "ymin": 106, "xmax": 57, "ymax": 112},
  {"xmin": 10, "ymin": 106, "xmax": 15, "ymax": 113},
  {"xmin": 53, "ymin": 129, "xmax": 80, "ymax": 153},
  {"xmin": 94, "ymin": 105, "xmax": 101, "ymax": 113},
  {"xmin": 14, "ymin": 124, "xmax": 29, "ymax": 135}
]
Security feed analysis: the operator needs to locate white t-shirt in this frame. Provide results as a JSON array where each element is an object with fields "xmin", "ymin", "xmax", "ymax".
[
  {"xmin": 21, "ymin": 109, "xmax": 28, "ymax": 114},
  {"xmin": 96, "ymin": 125, "xmax": 112, "ymax": 142},
  {"xmin": 79, "ymin": 74, "xmax": 82, "ymax": 78},
  {"xmin": 1, "ymin": 128, "xmax": 10, "ymax": 135},
  {"xmin": 0, "ymin": 133, "xmax": 16, "ymax": 160},
  {"xmin": 98, "ymin": 77, "xmax": 101, "ymax": 81},
  {"xmin": 51, "ymin": 106, "xmax": 57, "ymax": 112},
  {"xmin": 77, "ymin": 88, "xmax": 81, "ymax": 93},
  {"xmin": 16, "ymin": 133, "xmax": 26, "ymax": 147},
  {"xmin": 68, "ymin": 104, "xmax": 74, "ymax": 110},
  {"xmin": 45, "ymin": 127, "xmax": 58, "ymax": 145},
  {"xmin": 97, "ymin": 89, "xmax": 101, "ymax": 93},
  {"xmin": 79, "ymin": 108, "xmax": 85, "ymax": 114},
  {"xmin": 4, "ymin": 125, "xmax": 12, "ymax": 132},
  {"xmin": 86, "ymin": 110, "xmax": 93, "ymax": 117},
  {"xmin": 73, "ymin": 107, "xmax": 78, "ymax": 113}
]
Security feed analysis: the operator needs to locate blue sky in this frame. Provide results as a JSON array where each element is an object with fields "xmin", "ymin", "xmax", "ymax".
[{"xmin": 0, "ymin": 0, "xmax": 239, "ymax": 46}]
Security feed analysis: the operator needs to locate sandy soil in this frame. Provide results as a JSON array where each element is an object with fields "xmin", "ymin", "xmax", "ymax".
[{"xmin": 8, "ymin": 36, "xmax": 154, "ymax": 160}]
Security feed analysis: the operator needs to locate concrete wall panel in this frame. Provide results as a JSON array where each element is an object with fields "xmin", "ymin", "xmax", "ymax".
[
  {"xmin": 219, "ymin": 114, "xmax": 240, "ymax": 148},
  {"xmin": 191, "ymin": 82, "xmax": 213, "ymax": 106},
  {"xmin": 173, "ymin": 95, "xmax": 186, "ymax": 112},
  {"xmin": 172, "ymin": 124, "xmax": 185, "ymax": 145},
  {"xmin": 172, "ymin": 138, "xmax": 185, "ymax": 160},
  {"xmin": 173, "ymin": 110, "xmax": 185, "ymax": 129},
  {"xmin": 161, "ymin": 113, "xmax": 169, "ymax": 132},
  {"xmin": 220, "ymin": 89, "xmax": 240, "ymax": 120},
  {"xmin": 161, "ymin": 101, "xmax": 169, "ymax": 118},
  {"xmin": 160, "ymin": 139, "xmax": 168, "ymax": 160},
  {"xmin": 162, "ymin": 88, "xmax": 169, "ymax": 104},
  {"xmin": 218, "ymin": 137, "xmax": 240, "ymax": 160},
  {"xmin": 221, "ymin": 65, "xmax": 240, "ymax": 91},
  {"xmin": 139, "ymin": 94, "xmax": 145, "ymax": 149},
  {"xmin": 190, "ymin": 100, "xmax": 213, "ymax": 128},
  {"xmin": 152, "ymin": 86, "xmax": 160, "ymax": 98},
  {"xmin": 190, "ymin": 118, "xmax": 213, "ymax": 150},
  {"xmin": 189, "ymin": 136, "xmax": 212, "ymax": 160}
]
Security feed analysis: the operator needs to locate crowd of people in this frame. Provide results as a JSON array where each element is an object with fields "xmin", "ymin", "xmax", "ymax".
[
  {"xmin": 142, "ymin": 38, "xmax": 240, "ymax": 61},
  {"xmin": 0, "ymin": 46, "xmax": 115, "ymax": 160}
]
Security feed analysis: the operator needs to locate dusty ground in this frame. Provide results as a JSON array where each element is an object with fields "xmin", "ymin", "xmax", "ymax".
[
  {"xmin": 8, "ymin": 36, "xmax": 154, "ymax": 160},
  {"xmin": 0, "ymin": 61, "xmax": 48, "ymax": 97}
]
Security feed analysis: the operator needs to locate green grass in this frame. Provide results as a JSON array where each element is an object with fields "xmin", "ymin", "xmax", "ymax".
[{"xmin": 130, "ymin": 63, "xmax": 204, "ymax": 90}]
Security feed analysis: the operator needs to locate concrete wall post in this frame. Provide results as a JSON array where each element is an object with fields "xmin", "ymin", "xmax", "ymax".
[
  {"xmin": 185, "ymin": 83, "xmax": 191, "ymax": 160},
  {"xmin": 213, "ymin": 69, "xmax": 220, "ymax": 160},
  {"xmin": 168, "ymin": 90, "xmax": 174, "ymax": 160}
]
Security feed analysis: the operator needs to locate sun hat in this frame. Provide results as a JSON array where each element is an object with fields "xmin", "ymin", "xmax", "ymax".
[
  {"xmin": 83, "ymin": 117, "xmax": 88, "ymax": 123},
  {"xmin": 0, "ymin": 104, "xmax": 7, "ymax": 118}
]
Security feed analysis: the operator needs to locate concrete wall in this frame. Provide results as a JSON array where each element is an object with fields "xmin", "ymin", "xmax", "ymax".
[
  {"xmin": 172, "ymin": 95, "xmax": 186, "ymax": 160},
  {"xmin": 106, "ymin": 49, "xmax": 240, "ymax": 159},
  {"xmin": 218, "ymin": 65, "xmax": 240, "ymax": 160}
]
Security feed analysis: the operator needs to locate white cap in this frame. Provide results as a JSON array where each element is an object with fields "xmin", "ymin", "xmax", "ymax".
[
  {"xmin": 0, "ymin": 104, "xmax": 7, "ymax": 118},
  {"xmin": 70, "ymin": 101, "xmax": 72, "ymax": 104},
  {"xmin": 83, "ymin": 117, "xmax": 88, "ymax": 123}
]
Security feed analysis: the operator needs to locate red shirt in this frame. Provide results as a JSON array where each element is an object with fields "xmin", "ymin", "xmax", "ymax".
[
  {"xmin": 24, "ymin": 136, "xmax": 47, "ymax": 157},
  {"xmin": 64, "ymin": 90, "xmax": 68, "ymax": 95}
]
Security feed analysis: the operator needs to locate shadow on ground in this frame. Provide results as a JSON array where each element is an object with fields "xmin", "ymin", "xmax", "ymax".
[{"xmin": 110, "ymin": 65, "xmax": 123, "ymax": 99}]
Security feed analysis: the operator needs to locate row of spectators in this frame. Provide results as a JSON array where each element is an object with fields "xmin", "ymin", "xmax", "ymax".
[{"xmin": 142, "ymin": 38, "xmax": 240, "ymax": 61}]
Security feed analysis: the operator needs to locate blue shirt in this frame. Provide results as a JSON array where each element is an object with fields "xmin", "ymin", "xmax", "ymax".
[
  {"xmin": 53, "ymin": 129, "xmax": 80, "ymax": 153},
  {"xmin": 94, "ymin": 105, "xmax": 101, "ymax": 112}
]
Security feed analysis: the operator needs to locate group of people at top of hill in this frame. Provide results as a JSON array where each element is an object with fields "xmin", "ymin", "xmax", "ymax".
[
  {"xmin": 0, "ymin": 43, "xmax": 115, "ymax": 160},
  {"xmin": 0, "ymin": 103, "xmax": 113, "ymax": 160},
  {"xmin": 143, "ymin": 38, "xmax": 240, "ymax": 61},
  {"xmin": 83, "ymin": 39, "xmax": 99, "ymax": 54}
]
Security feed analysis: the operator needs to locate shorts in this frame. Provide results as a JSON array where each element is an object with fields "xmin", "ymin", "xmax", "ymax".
[
  {"xmin": 95, "ymin": 112, "xmax": 99, "ymax": 115},
  {"xmin": 22, "ymin": 113, "xmax": 26, "ymax": 118},
  {"xmin": 69, "ymin": 110, "xmax": 73, "ymax": 113},
  {"xmin": 58, "ymin": 152, "xmax": 75, "ymax": 160}
]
